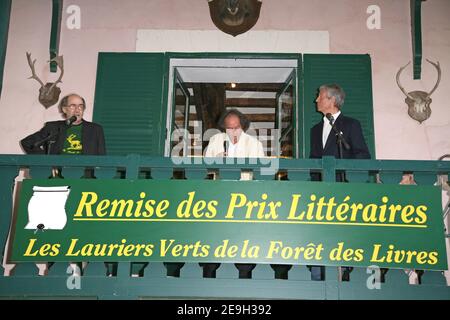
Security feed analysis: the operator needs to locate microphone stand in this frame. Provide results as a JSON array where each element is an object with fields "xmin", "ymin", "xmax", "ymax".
[
  {"xmin": 328, "ymin": 116, "xmax": 350, "ymax": 182},
  {"xmin": 33, "ymin": 130, "xmax": 60, "ymax": 155},
  {"xmin": 223, "ymin": 140, "xmax": 228, "ymax": 157}
]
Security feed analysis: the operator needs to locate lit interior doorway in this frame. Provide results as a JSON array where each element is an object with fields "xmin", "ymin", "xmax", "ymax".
[{"xmin": 166, "ymin": 58, "xmax": 298, "ymax": 158}]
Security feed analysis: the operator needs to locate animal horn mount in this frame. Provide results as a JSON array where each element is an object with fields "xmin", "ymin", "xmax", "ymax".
[
  {"xmin": 26, "ymin": 52, "xmax": 64, "ymax": 108},
  {"xmin": 396, "ymin": 59, "xmax": 441, "ymax": 124}
]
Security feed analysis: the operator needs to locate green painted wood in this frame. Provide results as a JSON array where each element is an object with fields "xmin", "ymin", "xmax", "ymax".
[
  {"xmin": 124, "ymin": 154, "xmax": 140, "ymax": 179},
  {"xmin": 346, "ymin": 171, "xmax": 371, "ymax": 183},
  {"xmin": 117, "ymin": 262, "xmax": 131, "ymax": 278},
  {"xmin": 253, "ymin": 170, "xmax": 275, "ymax": 181},
  {"xmin": 420, "ymin": 270, "xmax": 447, "ymax": 285},
  {"xmin": 288, "ymin": 265, "xmax": 311, "ymax": 281},
  {"xmin": 180, "ymin": 263, "xmax": 203, "ymax": 279},
  {"xmin": 29, "ymin": 166, "xmax": 54, "ymax": 179},
  {"xmin": 303, "ymin": 54, "xmax": 376, "ymax": 159},
  {"xmin": 138, "ymin": 169, "xmax": 151, "ymax": 180},
  {"xmin": 413, "ymin": 172, "xmax": 437, "ymax": 185},
  {"xmin": 49, "ymin": 0, "xmax": 63, "ymax": 72},
  {"xmin": 379, "ymin": 172, "xmax": 405, "ymax": 184},
  {"xmin": 47, "ymin": 262, "xmax": 71, "ymax": 276},
  {"xmin": 218, "ymin": 169, "xmax": 241, "ymax": 180},
  {"xmin": 83, "ymin": 262, "xmax": 107, "ymax": 277},
  {"xmin": 0, "ymin": 0, "xmax": 11, "ymax": 97},
  {"xmin": 0, "ymin": 155, "xmax": 449, "ymax": 299},
  {"xmin": 94, "ymin": 167, "xmax": 117, "ymax": 179},
  {"xmin": 10, "ymin": 263, "xmax": 39, "ymax": 276},
  {"xmin": 93, "ymin": 53, "xmax": 166, "ymax": 156},
  {"xmin": 215, "ymin": 263, "xmax": 236, "ymax": 279},
  {"xmin": 410, "ymin": 0, "xmax": 423, "ymax": 80},
  {"xmin": 252, "ymin": 264, "xmax": 274, "ymax": 280},
  {"xmin": 151, "ymin": 168, "xmax": 173, "ymax": 179},
  {"xmin": 286, "ymin": 170, "xmax": 310, "ymax": 181},
  {"xmin": 143, "ymin": 262, "xmax": 166, "ymax": 279},
  {"xmin": 0, "ymin": 166, "xmax": 19, "ymax": 276},
  {"xmin": 130, "ymin": 262, "xmax": 148, "ymax": 277},
  {"xmin": 184, "ymin": 168, "xmax": 208, "ymax": 180},
  {"xmin": 322, "ymin": 157, "xmax": 336, "ymax": 182},
  {"xmin": 61, "ymin": 167, "xmax": 86, "ymax": 179},
  {"xmin": 295, "ymin": 58, "xmax": 303, "ymax": 158}
]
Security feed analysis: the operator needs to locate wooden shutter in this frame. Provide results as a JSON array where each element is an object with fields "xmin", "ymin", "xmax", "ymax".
[
  {"xmin": 302, "ymin": 54, "xmax": 375, "ymax": 158},
  {"xmin": 93, "ymin": 53, "xmax": 166, "ymax": 155}
]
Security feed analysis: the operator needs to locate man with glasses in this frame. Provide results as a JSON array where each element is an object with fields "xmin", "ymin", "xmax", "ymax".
[{"xmin": 20, "ymin": 93, "xmax": 105, "ymax": 155}]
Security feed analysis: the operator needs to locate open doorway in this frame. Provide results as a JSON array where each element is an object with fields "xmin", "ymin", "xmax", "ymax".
[{"xmin": 166, "ymin": 57, "xmax": 298, "ymax": 158}]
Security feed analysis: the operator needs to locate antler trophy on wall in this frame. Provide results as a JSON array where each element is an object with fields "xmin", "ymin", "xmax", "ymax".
[
  {"xmin": 26, "ymin": 52, "xmax": 64, "ymax": 108},
  {"xmin": 396, "ymin": 59, "xmax": 441, "ymax": 124},
  {"xmin": 208, "ymin": 0, "xmax": 262, "ymax": 37}
]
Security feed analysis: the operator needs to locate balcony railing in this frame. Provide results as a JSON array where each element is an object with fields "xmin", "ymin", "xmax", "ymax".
[{"xmin": 0, "ymin": 154, "xmax": 449, "ymax": 299}]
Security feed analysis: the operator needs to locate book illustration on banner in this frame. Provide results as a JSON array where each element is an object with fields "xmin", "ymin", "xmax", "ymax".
[{"xmin": 25, "ymin": 186, "xmax": 70, "ymax": 230}]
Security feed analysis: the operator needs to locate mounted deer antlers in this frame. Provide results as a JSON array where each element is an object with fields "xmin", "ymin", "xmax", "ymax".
[
  {"xmin": 26, "ymin": 52, "xmax": 64, "ymax": 108},
  {"xmin": 396, "ymin": 59, "xmax": 441, "ymax": 124}
]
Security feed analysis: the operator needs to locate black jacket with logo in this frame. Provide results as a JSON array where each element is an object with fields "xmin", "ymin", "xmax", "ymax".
[{"xmin": 20, "ymin": 120, "xmax": 106, "ymax": 155}]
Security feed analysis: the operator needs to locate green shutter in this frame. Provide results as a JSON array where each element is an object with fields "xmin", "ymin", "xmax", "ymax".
[
  {"xmin": 93, "ymin": 53, "xmax": 167, "ymax": 155},
  {"xmin": 302, "ymin": 54, "xmax": 375, "ymax": 159}
]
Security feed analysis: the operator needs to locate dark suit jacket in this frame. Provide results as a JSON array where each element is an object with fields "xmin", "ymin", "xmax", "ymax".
[
  {"xmin": 20, "ymin": 120, "xmax": 106, "ymax": 155},
  {"xmin": 309, "ymin": 114, "xmax": 370, "ymax": 181}
]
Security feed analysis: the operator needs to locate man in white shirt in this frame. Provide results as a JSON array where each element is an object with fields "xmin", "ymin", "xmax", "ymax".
[
  {"xmin": 203, "ymin": 109, "xmax": 264, "ymax": 279},
  {"xmin": 204, "ymin": 109, "xmax": 265, "ymax": 158}
]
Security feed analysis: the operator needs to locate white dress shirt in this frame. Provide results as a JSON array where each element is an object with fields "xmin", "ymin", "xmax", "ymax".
[
  {"xmin": 205, "ymin": 132, "xmax": 265, "ymax": 158},
  {"xmin": 322, "ymin": 110, "xmax": 341, "ymax": 149}
]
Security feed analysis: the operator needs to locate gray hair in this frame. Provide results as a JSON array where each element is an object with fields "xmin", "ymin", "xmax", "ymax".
[{"xmin": 319, "ymin": 84, "xmax": 345, "ymax": 109}]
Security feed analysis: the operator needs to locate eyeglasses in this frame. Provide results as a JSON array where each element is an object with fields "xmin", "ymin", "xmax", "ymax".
[{"xmin": 67, "ymin": 104, "xmax": 85, "ymax": 110}]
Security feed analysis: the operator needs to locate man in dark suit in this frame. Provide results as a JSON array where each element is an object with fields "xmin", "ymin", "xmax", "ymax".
[
  {"xmin": 310, "ymin": 84, "xmax": 370, "ymax": 167},
  {"xmin": 21, "ymin": 93, "xmax": 106, "ymax": 155},
  {"xmin": 308, "ymin": 84, "xmax": 371, "ymax": 281}
]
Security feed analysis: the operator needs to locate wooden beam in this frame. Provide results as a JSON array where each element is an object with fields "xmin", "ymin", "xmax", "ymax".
[
  {"xmin": 186, "ymin": 83, "xmax": 283, "ymax": 92},
  {"xmin": 246, "ymin": 114, "xmax": 275, "ymax": 122},
  {"xmin": 176, "ymin": 113, "xmax": 275, "ymax": 123},
  {"xmin": 224, "ymin": 83, "xmax": 283, "ymax": 92},
  {"xmin": 225, "ymin": 98, "xmax": 276, "ymax": 108},
  {"xmin": 177, "ymin": 96, "xmax": 280, "ymax": 109}
]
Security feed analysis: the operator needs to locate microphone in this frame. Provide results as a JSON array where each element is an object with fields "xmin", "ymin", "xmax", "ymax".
[
  {"xmin": 325, "ymin": 113, "xmax": 350, "ymax": 150},
  {"xmin": 65, "ymin": 116, "xmax": 77, "ymax": 126},
  {"xmin": 223, "ymin": 140, "xmax": 228, "ymax": 157}
]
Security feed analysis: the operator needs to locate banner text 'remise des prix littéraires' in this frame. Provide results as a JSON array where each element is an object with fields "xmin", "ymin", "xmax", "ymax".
[{"xmin": 11, "ymin": 179, "xmax": 447, "ymax": 270}]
